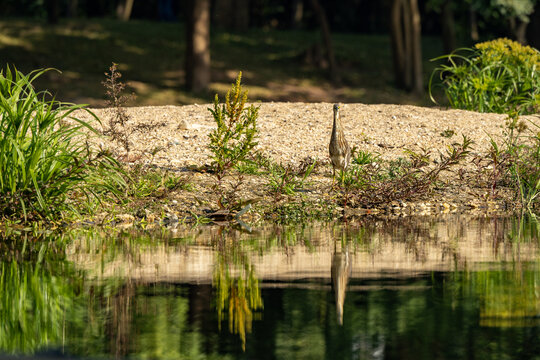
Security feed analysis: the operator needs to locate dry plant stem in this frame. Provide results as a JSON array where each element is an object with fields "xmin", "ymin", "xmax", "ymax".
[
  {"xmin": 347, "ymin": 136, "xmax": 472, "ymax": 207},
  {"xmin": 102, "ymin": 62, "xmax": 136, "ymax": 156}
]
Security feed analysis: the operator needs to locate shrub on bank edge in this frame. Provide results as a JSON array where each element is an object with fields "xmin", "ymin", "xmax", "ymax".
[
  {"xmin": 429, "ymin": 38, "xmax": 540, "ymax": 115},
  {"xmin": 0, "ymin": 67, "xmax": 125, "ymax": 221},
  {"xmin": 208, "ymin": 72, "xmax": 259, "ymax": 180}
]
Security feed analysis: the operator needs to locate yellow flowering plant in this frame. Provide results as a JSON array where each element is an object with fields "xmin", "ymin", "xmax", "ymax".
[{"xmin": 429, "ymin": 38, "xmax": 539, "ymax": 115}]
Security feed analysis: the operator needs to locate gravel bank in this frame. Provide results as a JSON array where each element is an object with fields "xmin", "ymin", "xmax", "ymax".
[
  {"xmin": 81, "ymin": 102, "xmax": 537, "ymax": 168},
  {"xmin": 75, "ymin": 103, "xmax": 539, "ymax": 220}
]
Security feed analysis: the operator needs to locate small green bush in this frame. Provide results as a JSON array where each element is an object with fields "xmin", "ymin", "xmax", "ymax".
[
  {"xmin": 208, "ymin": 72, "xmax": 259, "ymax": 180},
  {"xmin": 429, "ymin": 38, "xmax": 540, "ymax": 115},
  {"xmin": 0, "ymin": 67, "xmax": 124, "ymax": 220}
]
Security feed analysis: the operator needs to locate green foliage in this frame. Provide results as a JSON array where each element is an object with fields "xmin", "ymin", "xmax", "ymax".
[
  {"xmin": 352, "ymin": 148, "xmax": 378, "ymax": 166},
  {"xmin": 341, "ymin": 137, "xmax": 472, "ymax": 207},
  {"xmin": 214, "ymin": 242, "xmax": 262, "ymax": 351},
  {"xmin": 267, "ymin": 161, "xmax": 316, "ymax": 198},
  {"xmin": 429, "ymin": 38, "xmax": 540, "ymax": 115},
  {"xmin": 440, "ymin": 129, "xmax": 456, "ymax": 138},
  {"xmin": 492, "ymin": 0, "xmax": 536, "ymax": 22},
  {"xmin": 493, "ymin": 114, "xmax": 540, "ymax": 209},
  {"xmin": 0, "ymin": 67, "xmax": 125, "ymax": 220},
  {"xmin": 126, "ymin": 165, "xmax": 191, "ymax": 199},
  {"xmin": 208, "ymin": 72, "xmax": 259, "ymax": 180}
]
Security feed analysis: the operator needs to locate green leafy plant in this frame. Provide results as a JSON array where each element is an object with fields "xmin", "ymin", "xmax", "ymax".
[
  {"xmin": 496, "ymin": 113, "xmax": 540, "ymax": 209},
  {"xmin": 429, "ymin": 38, "xmax": 540, "ymax": 115},
  {"xmin": 208, "ymin": 72, "xmax": 259, "ymax": 180},
  {"xmin": 341, "ymin": 136, "xmax": 472, "ymax": 207},
  {"xmin": 0, "ymin": 67, "xmax": 125, "ymax": 221},
  {"xmin": 440, "ymin": 129, "xmax": 455, "ymax": 138},
  {"xmin": 352, "ymin": 148, "xmax": 379, "ymax": 166},
  {"xmin": 267, "ymin": 161, "xmax": 316, "ymax": 199},
  {"xmin": 126, "ymin": 165, "xmax": 191, "ymax": 199}
]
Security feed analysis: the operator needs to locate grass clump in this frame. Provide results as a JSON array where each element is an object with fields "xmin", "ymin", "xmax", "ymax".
[
  {"xmin": 429, "ymin": 38, "xmax": 540, "ymax": 115},
  {"xmin": 0, "ymin": 67, "xmax": 125, "ymax": 221}
]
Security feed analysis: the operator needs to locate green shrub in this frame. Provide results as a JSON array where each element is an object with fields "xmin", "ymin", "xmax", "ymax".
[
  {"xmin": 429, "ymin": 38, "xmax": 540, "ymax": 115},
  {"xmin": 208, "ymin": 72, "xmax": 259, "ymax": 180},
  {"xmin": 493, "ymin": 114, "xmax": 540, "ymax": 209},
  {"xmin": 0, "ymin": 67, "xmax": 125, "ymax": 220}
]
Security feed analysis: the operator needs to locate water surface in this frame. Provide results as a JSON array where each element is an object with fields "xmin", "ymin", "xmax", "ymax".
[{"xmin": 1, "ymin": 215, "xmax": 539, "ymax": 359}]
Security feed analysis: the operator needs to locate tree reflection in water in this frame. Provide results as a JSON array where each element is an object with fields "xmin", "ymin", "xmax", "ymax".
[
  {"xmin": 213, "ymin": 227, "xmax": 263, "ymax": 350},
  {"xmin": 0, "ymin": 215, "xmax": 539, "ymax": 359}
]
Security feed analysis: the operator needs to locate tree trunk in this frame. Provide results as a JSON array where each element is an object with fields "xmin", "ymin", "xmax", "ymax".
[
  {"xmin": 509, "ymin": 17, "xmax": 528, "ymax": 44},
  {"xmin": 67, "ymin": 0, "xmax": 78, "ymax": 17},
  {"xmin": 403, "ymin": 0, "xmax": 412, "ymax": 89},
  {"xmin": 213, "ymin": 0, "xmax": 232, "ymax": 28},
  {"xmin": 390, "ymin": 0, "xmax": 405, "ymax": 89},
  {"xmin": 185, "ymin": 0, "xmax": 211, "ymax": 92},
  {"xmin": 409, "ymin": 0, "xmax": 423, "ymax": 95},
  {"xmin": 290, "ymin": 0, "xmax": 304, "ymax": 29},
  {"xmin": 308, "ymin": 0, "xmax": 340, "ymax": 83},
  {"xmin": 469, "ymin": 5, "xmax": 479, "ymax": 42},
  {"xmin": 441, "ymin": 0, "xmax": 456, "ymax": 54},
  {"xmin": 116, "ymin": 0, "xmax": 135, "ymax": 21},
  {"xmin": 234, "ymin": 0, "xmax": 250, "ymax": 31},
  {"xmin": 527, "ymin": 2, "xmax": 540, "ymax": 49},
  {"xmin": 45, "ymin": 0, "xmax": 60, "ymax": 24},
  {"xmin": 389, "ymin": 0, "xmax": 423, "ymax": 94},
  {"xmin": 213, "ymin": 0, "xmax": 249, "ymax": 31}
]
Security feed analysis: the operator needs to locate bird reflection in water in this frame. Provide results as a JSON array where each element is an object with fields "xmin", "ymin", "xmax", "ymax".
[{"xmin": 331, "ymin": 244, "xmax": 352, "ymax": 325}]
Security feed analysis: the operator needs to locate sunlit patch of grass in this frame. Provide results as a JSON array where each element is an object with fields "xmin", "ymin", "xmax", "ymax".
[{"xmin": 0, "ymin": 18, "xmax": 445, "ymax": 106}]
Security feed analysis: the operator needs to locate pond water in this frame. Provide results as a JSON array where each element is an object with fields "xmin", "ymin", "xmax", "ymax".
[{"xmin": 1, "ymin": 215, "xmax": 539, "ymax": 359}]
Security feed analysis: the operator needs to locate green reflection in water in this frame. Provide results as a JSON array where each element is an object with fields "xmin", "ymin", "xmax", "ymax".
[
  {"xmin": 0, "ymin": 216, "xmax": 539, "ymax": 359},
  {"xmin": 449, "ymin": 264, "xmax": 540, "ymax": 327},
  {"xmin": 213, "ymin": 230, "xmax": 263, "ymax": 351},
  {"xmin": 0, "ymin": 232, "xmax": 76, "ymax": 354}
]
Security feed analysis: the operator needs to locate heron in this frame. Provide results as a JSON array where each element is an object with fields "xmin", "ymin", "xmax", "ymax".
[{"xmin": 329, "ymin": 103, "xmax": 351, "ymax": 185}]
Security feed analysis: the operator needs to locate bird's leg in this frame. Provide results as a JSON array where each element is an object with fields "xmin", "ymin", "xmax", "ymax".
[{"xmin": 331, "ymin": 167, "xmax": 336, "ymax": 187}]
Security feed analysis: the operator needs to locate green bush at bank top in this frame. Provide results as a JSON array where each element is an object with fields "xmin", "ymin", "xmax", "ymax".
[{"xmin": 430, "ymin": 38, "xmax": 540, "ymax": 115}]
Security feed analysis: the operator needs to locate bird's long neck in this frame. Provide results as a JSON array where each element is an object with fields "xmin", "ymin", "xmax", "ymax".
[{"xmin": 332, "ymin": 110, "xmax": 341, "ymax": 136}]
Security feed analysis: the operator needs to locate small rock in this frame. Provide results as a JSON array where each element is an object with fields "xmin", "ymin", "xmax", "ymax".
[
  {"xmin": 116, "ymin": 213, "xmax": 135, "ymax": 224},
  {"xmin": 178, "ymin": 119, "xmax": 189, "ymax": 130},
  {"xmin": 163, "ymin": 212, "xmax": 179, "ymax": 225}
]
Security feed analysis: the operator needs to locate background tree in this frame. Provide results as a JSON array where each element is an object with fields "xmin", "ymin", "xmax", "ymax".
[
  {"xmin": 116, "ymin": 0, "xmax": 135, "ymax": 21},
  {"xmin": 390, "ymin": 0, "xmax": 423, "ymax": 95},
  {"xmin": 308, "ymin": 0, "xmax": 340, "ymax": 83},
  {"xmin": 494, "ymin": 0, "xmax": 536, "ymax": 44},
  {"xmin": 427, "ymin": 0, "xmax": 457, "ymax": 54},
  {"xmin": 528, "ymin": 2, "xmax": 540, "ymax": 48},
  {"xmin": 213, "ymin": 0, "xmax": 249, "ymax": 31},
  {"xmin": 45, "ymin": 0, "xmax": 60, "ymax": 24},
  {"xmin": 185, "ymin": 0, "xmax": 211, "ymax": 92},
  {"xmin": 465, "ymin": 0, "xmax": 537, "ymax": 44}
]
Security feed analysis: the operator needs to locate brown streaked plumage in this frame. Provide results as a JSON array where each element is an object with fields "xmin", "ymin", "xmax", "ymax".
[{"xmin": 329, "ymin": 103, "xmax": 351, "ymax": 184}]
